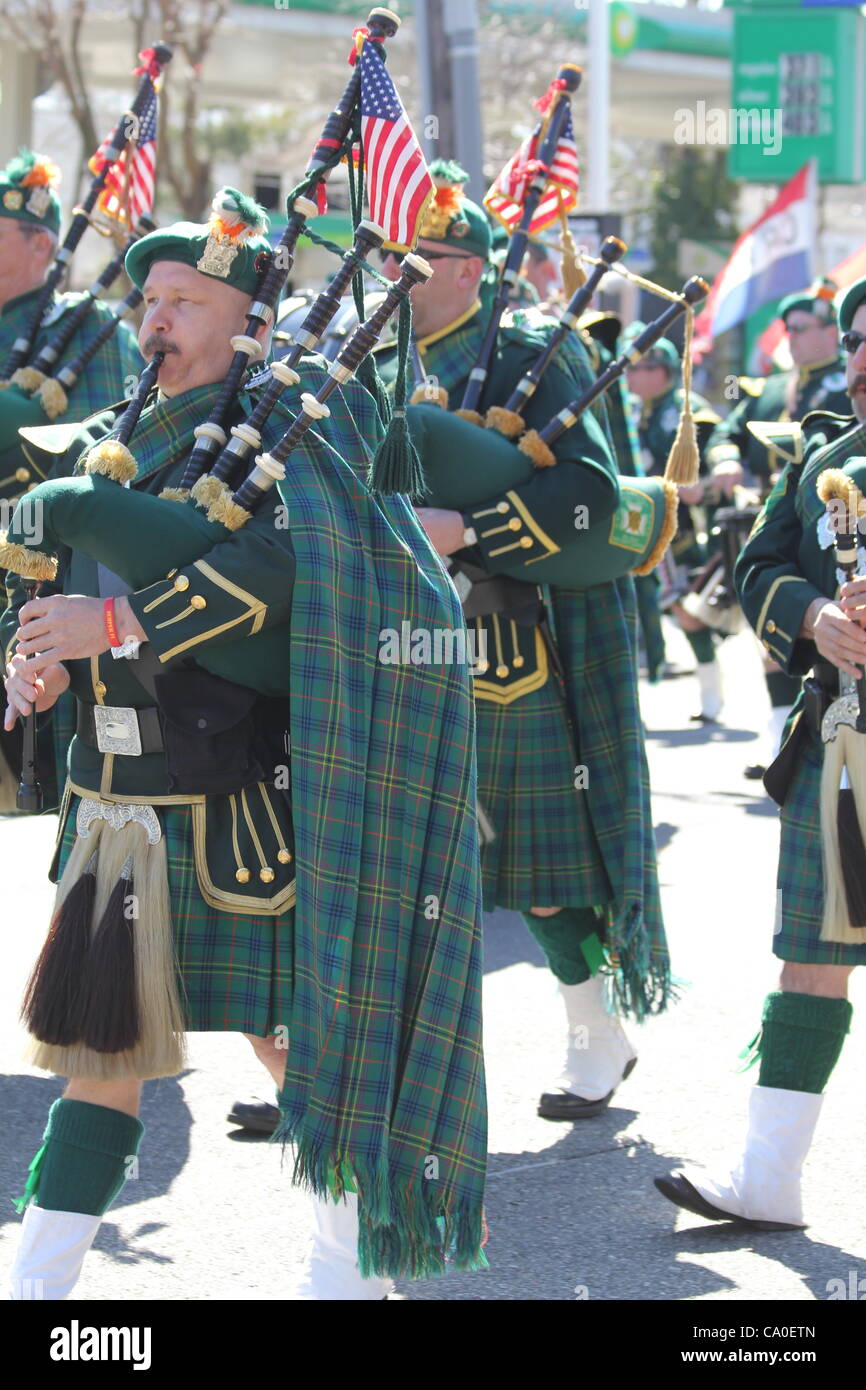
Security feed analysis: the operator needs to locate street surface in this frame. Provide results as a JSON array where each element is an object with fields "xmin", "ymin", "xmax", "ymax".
[{"xmin": 1, "ymin": 620, "xmax": 865, "ymax": 1302}]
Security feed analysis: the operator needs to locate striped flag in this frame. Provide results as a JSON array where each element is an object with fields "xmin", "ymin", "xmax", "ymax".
[
  {"xmin": 484, "ymin": 104, "xmax": 579, "ymax": 236},
  {"xmin": 90, "ymin": 74, "xmax": 158, "ymax": 228},
  {"xmin": 357, "ymin": 35, "xmax": 433, "ymax": 251}
]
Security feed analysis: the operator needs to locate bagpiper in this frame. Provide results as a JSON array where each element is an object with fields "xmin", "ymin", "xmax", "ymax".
[
  {"xmin": 0, "ymin": 151, "xmax": 143, "ymax": 810},
  {"xmin": 655, "ymin": 275, "xmax": 866, "ymax": 1231},
  {"xmin": 624, "ymin": 330, "xmax": 724, "ymax": 719},
  {"xmin": 2, "ymin": 189, "xmax": 487, "ymax": 1300},
  {"xmin": 705, "ymin": 279, "xmax": 851, "ymax": 779},
  {"xmin": 377, "ymin": 161, "xmax": 674, "ymax": 1121}
]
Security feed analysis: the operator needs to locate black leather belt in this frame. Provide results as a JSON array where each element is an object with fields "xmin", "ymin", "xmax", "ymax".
[{"xmin": 76, "ymin": 702, "xmax": 164, "ymax": 756}]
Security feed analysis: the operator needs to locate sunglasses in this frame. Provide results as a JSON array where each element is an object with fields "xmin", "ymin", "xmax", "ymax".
[
  {"xmin": 377, "ymin": 248, "xmax": 475, "ymax": 264},
  {"xmin": 842, "ymin": 330, "xmax": 866, "ymax": 355}
]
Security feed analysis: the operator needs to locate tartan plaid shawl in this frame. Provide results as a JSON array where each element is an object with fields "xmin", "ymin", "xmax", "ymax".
[
  {"xmin": 422, "ymin": 308, "xmax": 671, "ymax": 1018},
  {"xmin": 269, "ymin": 376, "xmax": 487, "ymax": 1279}
]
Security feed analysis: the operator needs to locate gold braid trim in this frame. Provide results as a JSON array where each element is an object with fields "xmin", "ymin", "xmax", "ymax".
[
  {"xmin": 485, "ymin": 405, "xmax": 524, "ymax": 439},
  {"xmin": 10, "ymin": 366, "xmax": 46, "ymax": 393},
  {"xmin": 518, "ymin": 429, "xmax": 556, "ymax": 468},
  {"xmin": 0, "ymin": 535, "xmax": 57, "ymax": 580},
  {"xmin": 633, "ymin": 480, "xmax": 679, "ymax": 577},
  {"xmin": 85, "ymin": 440, "xmax": 137, "ymax": 483},
  {"xmin": 38, "ymin": 378, "xmax": 69, "ymax": 421},
  {"xmin": 190, "ymin": 475, "xmax": 228, "ymax": 512}
]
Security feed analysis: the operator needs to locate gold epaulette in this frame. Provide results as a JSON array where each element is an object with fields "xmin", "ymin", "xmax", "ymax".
[{"xmin": 738, "ymin": 376, "xmax": 766, "ymax": 398}]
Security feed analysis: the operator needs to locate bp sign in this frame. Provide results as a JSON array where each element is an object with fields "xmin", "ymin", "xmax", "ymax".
[{"xmin": 730, "ymin": 9, "xmax": 865, "ymax": 182}]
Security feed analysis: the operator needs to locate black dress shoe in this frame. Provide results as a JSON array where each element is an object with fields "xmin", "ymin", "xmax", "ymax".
[
  {"xmin": 227, "ymin": 1100, "xmax": 281, "ymax": 1134},
  {"xmin": 537, "ymin": 1056, "xmax": 637, "ymax": 1120},
  {"xmin": 653, "ymin": 1173, "xmax": 803, "ymax": 1231},
  {"xmin": 743, "ymin": 763, "xmax": 766, "ymax": 780}
]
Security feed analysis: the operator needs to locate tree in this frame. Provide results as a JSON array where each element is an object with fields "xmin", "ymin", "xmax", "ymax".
[{"xmin": 647, "ymin": 146, "xmax": 740, "ymax": 287}]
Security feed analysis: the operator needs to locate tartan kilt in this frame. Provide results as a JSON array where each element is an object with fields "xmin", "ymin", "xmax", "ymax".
[
  {"xmin": 474, "ymin": 674, "xmax": 611, "ymax": 912},
  {"xmin": 777, "ymin": 733, "xmax": 866, "ymax": 966},
  {"xmin": 55, "ymin": 793, "xmax": 294, "ymax": 1035}
]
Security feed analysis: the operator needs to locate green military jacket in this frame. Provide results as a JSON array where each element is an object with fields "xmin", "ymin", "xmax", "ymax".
[
  {"xmin": 706, "ymin": 356, "xmax": 850, "ymax": 486},
  {"xmin": 630, "ymin": 382, "xmax": 720, "ymax": 560},
  {"xmin": 378, "ymin": 298, "xmax": 619, "ymax": 704},
  {"xmin": 1, "ymin": 360, "xmax": 386, "ymax": 911},
  {"xmin": 735, "ymin": 409, "xmax": 862, "ymax": 675},
  {"xmin": 0, "ymin": 286, "xmax": 143, "ymax": 502}
]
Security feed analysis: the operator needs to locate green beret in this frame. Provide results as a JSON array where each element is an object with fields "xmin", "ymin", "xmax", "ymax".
[
  {"xmin": 126, "ymin": 187, "xmax": 271, "ymax": 297},
  {"xmin": 417, "ymin": 159, "xmax": 491, "ymax": 262},
  {"xmin": 839, "ymin": 276, "xmax": 866, "ymax": 335},
  {"xmin": 0, "ymin": 150, "xmax": 62, "ymax": 236},
  {"xmin": 779, "ymin": 277, "xmax": 838, "ymax": 325},
  {"xmin": 622, "ymin": 322, "xmax": 679, "ymax": 372}
]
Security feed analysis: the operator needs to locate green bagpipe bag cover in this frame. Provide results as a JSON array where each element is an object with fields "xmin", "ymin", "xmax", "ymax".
[
  {"xmin": 0, "ymin": 474, "xmax": 291, "ymax": 695},
  {"xmin": 409, "ymin": 403, "xmax": 678, "ymax": 586},
  {"xmin": 0, "ymin": 384, "xmax": 50, "ymax": 488}
]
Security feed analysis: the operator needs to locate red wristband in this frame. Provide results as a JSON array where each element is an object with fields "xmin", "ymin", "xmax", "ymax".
[{"xmin": 103, "ymin": 596, "xmax": 120, "ymax": 647}]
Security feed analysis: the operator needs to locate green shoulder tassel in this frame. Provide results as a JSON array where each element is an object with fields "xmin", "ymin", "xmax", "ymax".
[{"xmin": 367, "ymin": 298, "xmax": 427, "ymax": 499}]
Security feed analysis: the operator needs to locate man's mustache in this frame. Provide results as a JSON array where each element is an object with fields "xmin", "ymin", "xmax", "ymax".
[{"xmin": 142, "ymin": 334, "xmax": 179, "ymax": 357}]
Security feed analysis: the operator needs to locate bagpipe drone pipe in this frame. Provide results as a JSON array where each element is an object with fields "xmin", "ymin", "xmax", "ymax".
[
  {"xmin": 410, "ymin": 271, "xmax": 710, "ymax": 588},
  {"xmin": 0, "ymin": 252, "xmax": 432, "ymax": 701},
  {"xmin": 0, "ymin": 46, "xmax": 172, "ymax": 466}
]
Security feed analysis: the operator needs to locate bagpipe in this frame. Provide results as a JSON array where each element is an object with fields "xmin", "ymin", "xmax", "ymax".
[
  {"xmin": 410, "ymin": 267, "xmax": 709, "ymax": 588},
  {"xmin": 0, "ymin": 46, "xmax": 172, "ymax": 487},
  {"xmin": 0, "ymin": 6, "xmax": 428, "ymax": 811}
]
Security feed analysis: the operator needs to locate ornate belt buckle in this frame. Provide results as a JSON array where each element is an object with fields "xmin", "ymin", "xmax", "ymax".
[{"xmin": 93, "ymin": 704, "xmax": 142, "ymax": 756}]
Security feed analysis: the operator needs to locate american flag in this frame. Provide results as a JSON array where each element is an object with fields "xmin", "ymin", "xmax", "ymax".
[
  {"xmin": 357, "ymin": 37, "xmax": 433, "ymax": 251},
  {"xmin": 91, "ymin": 76, "xmax": 158, "ymax": 229},
  {"xmin": 484, "ymin": 104, "xmax": 579, "ymax": 236}
]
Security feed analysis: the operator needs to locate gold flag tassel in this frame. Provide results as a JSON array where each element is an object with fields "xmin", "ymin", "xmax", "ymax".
[
  {"xmin": 557, "ymin": 194, "xmax": 585, "ymax": 298},
  {"xmin": 816, "ymin": 469, "xmax": 866, "ymax": 943},
  {"xmin": 663, "ymin": 304, "xmax": 699, "ymax": 486},
  {"xmin": 25, "ymin": 815, "xmax": 186, "ymax": 1079}
]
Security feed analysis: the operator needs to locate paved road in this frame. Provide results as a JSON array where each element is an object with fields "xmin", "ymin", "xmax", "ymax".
[{"xmin": 2, "ymin": 621, "xmax": 864, "ymax": 1302}]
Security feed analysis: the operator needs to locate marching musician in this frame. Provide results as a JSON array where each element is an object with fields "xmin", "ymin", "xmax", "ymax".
[
  {"xmin": 377, "ymin": 162, "xmax": 673, "ymax": 1122},
  {"xmin": 2, "ymin": 192, "xmax": 487, "ymax": 1300},
  {"xmin": 0, "ymin": 152, "xmax": 143, "ymax": 811},
  {"xmin": 705, "ymin": 280, "xmax": 851, "ymax": 778},
  {"xmin": 0, "ymin": 150, "xmax": 143, "ymax": 488},
  {"xmin": 655, "ymin": 275, "xmax": 866, "ymax": 1231},
  {"xmin": 624, "ymin": 331, "xmax": 724, "ymax": 719}
]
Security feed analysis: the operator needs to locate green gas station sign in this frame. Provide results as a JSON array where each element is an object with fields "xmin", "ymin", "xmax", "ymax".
[{"xmin": 730, "ymin": 8, "xmax": 865, "ymax": 182}]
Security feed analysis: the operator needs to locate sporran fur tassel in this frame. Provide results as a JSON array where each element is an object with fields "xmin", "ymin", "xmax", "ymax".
[
  {"xmin": 25, "ymin": 817, "xmax": 187, "ymax": 1079},
  {"xmin": 77, "ymin": 854, "xmax": 140, "ymax": 1052},
  {"xmin": 21, "ymin": 849, "xmax": 98, "ymax": 1045}
]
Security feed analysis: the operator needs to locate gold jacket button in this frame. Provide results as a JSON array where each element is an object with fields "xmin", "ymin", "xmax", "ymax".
[
  {"xmin": 15, "ymin": 467, "xmax": 30, "ymax": 483},
  {"xmin": 766, "ymin": 619, "xmax": 777, "ymax": 634},
  {"xmin": 519, "ymin": 536, "xmax": 533, "ymax": 548},
  {"xmin": 496, "ymin": 664, "xmax": 509, "ymax": 678},
  {"xmin": 512, "ymin": 655, "xmax": 525, "ymax": 668},
  {"xmin": 173, "ymin": 574, "xmax": 190, "ymax": 592},
  {"xmin": 508, "ymin": 518, "xmax": 522, "ymax": 531},
  {"xmin": 94, "ymin": 681, "xmax": 107, "ymax": 697},
  {"xmin": 259, "ymin": 867, "xmax": 275, "ymax": 883},
  {"xmin": 235, "ymin": 867, "xmax": 251, "ymax": 884},
  {"xmin": 277, "ymin": 848, "xmax": 292, "ymax": 864},
  {"xmin": 497, "ymin": 501, "xmax": 509, "ymax": 513},
  {"xmin": 190, "ymin": 594, "xmax": 207, "ymax": 610}
]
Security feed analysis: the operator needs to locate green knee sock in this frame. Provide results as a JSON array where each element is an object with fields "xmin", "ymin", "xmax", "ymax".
[
  {"xmin": 757, "ymin": 992, "xmax": 852, "ymax": 1093},
  {"xmin": 686, "ymin": 628, "xmax": 716, "ymax": 665},
  {"xmin": 17, "ymin": 1099, "xmax": 144, "ymax": 1216},
  {"xmin": 522, "ymin": 906, "xmax": 605, "ymax": 984}
]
